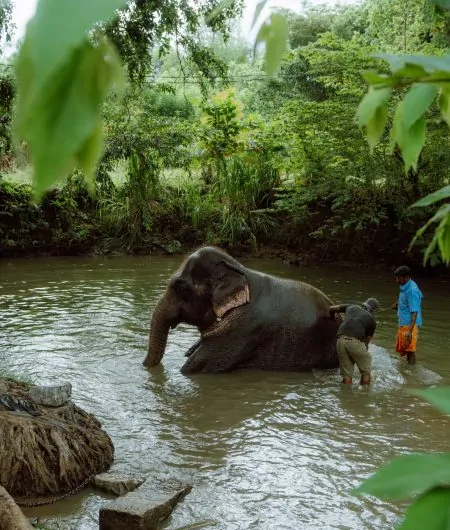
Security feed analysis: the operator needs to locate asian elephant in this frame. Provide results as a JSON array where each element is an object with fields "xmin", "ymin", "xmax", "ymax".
[{"xmin": 143, "ymin": 246, "xmax": 339, "ymax": 373}]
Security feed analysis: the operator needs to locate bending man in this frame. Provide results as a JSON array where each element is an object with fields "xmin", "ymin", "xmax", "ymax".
[{"xmin": 329, "ymin": 298, "xmax": 380, "ymax": 385}]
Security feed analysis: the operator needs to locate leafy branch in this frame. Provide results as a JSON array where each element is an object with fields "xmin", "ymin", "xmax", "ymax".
[
  {"xmin": 353, "ymin": 387, "xmax": 450, "ymax": 530},
  {"xmin": 356, "ymin": 50, "xmax": 450, "ymax": 264}
]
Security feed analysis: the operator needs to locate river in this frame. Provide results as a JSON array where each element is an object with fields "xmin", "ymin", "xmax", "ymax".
[{"xmin": 0, "ymin": 255, "xmax": 449, "ymax": 529}]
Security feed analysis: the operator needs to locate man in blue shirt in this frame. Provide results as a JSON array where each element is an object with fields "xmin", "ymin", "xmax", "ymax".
[{"xmin": 392, "ymin": 265, "xmax": 423, "ymax": 365}]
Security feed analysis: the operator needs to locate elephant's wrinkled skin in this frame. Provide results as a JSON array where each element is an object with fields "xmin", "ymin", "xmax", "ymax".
[{"xmin": 144, "ymin": 246, "xmax": 339, "ymax": 373}]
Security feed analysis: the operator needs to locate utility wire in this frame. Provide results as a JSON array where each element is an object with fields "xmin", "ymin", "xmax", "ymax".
[{"xmin": 0, "ymin": 63, "xmax": 289, "ymax": 84}]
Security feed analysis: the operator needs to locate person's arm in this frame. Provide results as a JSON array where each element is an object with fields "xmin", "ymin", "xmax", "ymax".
[
  {"xmin": 404, "ymin": 312, "xmax": 417, "ymax": 346},
  {"xmin": 329, "ymin": 304, "xmax": 350, "ymax": 320},
  {"xmin": 404, "ymin": 288, "xmax": 420, "ymax": 345},
  {"xmin": 364, "ymin": 319, "xmax": 376, "ymax": 348}
]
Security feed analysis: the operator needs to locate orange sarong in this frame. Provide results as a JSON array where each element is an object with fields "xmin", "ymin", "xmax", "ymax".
[{"xmin": 395, "ymin": 325, "xmax": 418, "ymax": 355}]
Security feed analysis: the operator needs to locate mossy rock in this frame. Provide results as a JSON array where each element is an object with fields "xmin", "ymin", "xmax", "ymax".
[{"xmin": 0, "ymin": 379, "xmax": 114, "ymax": 499}]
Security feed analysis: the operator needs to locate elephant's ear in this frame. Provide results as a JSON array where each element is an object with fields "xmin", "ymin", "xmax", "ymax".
[{"xmin": 212, "ymin": 261, "xmax": 250, "ymax": 319}]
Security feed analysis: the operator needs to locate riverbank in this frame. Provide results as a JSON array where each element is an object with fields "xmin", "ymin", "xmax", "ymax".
[{"xmin": 1, "ymin": 175, "xmax": 445, "ymax": 275}]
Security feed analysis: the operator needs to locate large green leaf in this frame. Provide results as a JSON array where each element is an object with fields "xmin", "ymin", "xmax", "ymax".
[
  {"xmin": 366, "ymin": 105, "xmax": 388, "ymax": 148},
  {"xmin": 15, "ymin": 37, "xmax": 124, "ymax": 196},
  {"xmin": 353, "ymin": 453, "xmax": 450, "ymax": 499},
  {"xmin": 356, "ymin": 87, "xmax": 391, "ymax": 127},
  {"xmin": 27, "ymin": 0, "xmax": 125, "ymax": 90},
  {"xmin": 362, "ymin": 71, "xmax": 394, "ymax": 86},
  {"xmin": 375, "ymin": 53, "xmax": 450, "ymax": 73},
  {"xmin": 251, "ymin": 0, "xmax": 268, "ymax": 29},
  {"xmin": 395, "ymin": 116, "xmax": 427, "ymax": 171},
  {"xmin": 255, "ymin": 12, "xmax": 289, "ymax": 76},
  {"xmin": 400, "ymin": 84, "xmax": 438, "ymax": 130},
  {"xmin": 413, "ymin": 387, "xmax": 450, "ymax": 414},
  {"xmin": 412, "ymin": 185, "xmax": 450, "ymax": 207},
  {"xmin": 390, "ymin": 84, "xmax": 437, "ymax": 171},
  {"xmin": 409, "ymin": 204, "xmax": 450, "ymax": 264},
  {"xmin": 436, "ymin": 211, "xmax": 450, "ymax": 264},
  {"xmin": 398, "ymin": 488, "xmax": 450, "ymax": 530},
  {"xmin": 438, "ymin": 89, "xmax": 450, "ymax": 127},
  {"xmin": 433, "ymin": 0, "xmax": 450, "ymax": 7}
]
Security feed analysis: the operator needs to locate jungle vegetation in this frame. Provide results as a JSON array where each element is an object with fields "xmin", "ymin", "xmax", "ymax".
[{"xmin": 1, "ymin": 0, "xmax": 450, "ymax": 269}]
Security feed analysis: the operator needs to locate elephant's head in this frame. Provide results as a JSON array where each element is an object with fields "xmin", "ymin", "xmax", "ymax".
[{"xmin": 143, "ymin": 247, "xmax": 250, "ymax": 368}]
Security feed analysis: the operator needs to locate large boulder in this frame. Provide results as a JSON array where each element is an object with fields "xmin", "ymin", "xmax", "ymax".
[{"xmin": 0, "ymin": 379, "xmax": 114, "ymax": 499}]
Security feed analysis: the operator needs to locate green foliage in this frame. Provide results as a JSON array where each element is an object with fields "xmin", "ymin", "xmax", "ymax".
[
  {"xmin": 279, "ymin": 6, "xmax": 334, "ymax": 48},
  {"xmin": 5, "ymin": 0, "xmax": 450, "ymax": 270},
  {"xmin": 255, "ymin": 12, "xmax": 289, "ymax": 76},
  {"xmin": 201, "ymin": 91, "xmax": 241, "ymax": 163},
  {"xmin": 0, "ymin": 69, "xmax": 14, "ymax": 161},
  {"xmin": 410, "ymin": 186, "xmax": 450, "ymax": 264},
  {"xmin": 414, "ymin": 387, "xmax": 450, "ymax": 414},
  {"xmin": 97, "ymin": 152, "xmax": 162, "ymax": 249},
  {"xmin": 355, "ymin": 387, "xmax": 450, "ymax": 530},
  {"xmin": 0, "ymin": 0, "xmax": 14, "ymax": 45},
  {"xmin": 0, "ymin": 172, "xmax": 97, "ymax": 256},
  {"xmin": 354, "ymin": 453, "xmax": 450, "ymax": 499},
  {"xmin": 103, "ymin": 0, "xmax": 243, "ymax": 84},
  {"xmin": 356, "ymin": 0, "xmax": 450, "ymax": 265},
  {"xmin": 15, "ymin": 0, "xmax": 125, "ymax": 197}
]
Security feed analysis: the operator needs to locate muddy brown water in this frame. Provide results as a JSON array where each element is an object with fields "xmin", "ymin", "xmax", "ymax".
[{"xmin": 0, "ymin": 255, "xmax": 449, "ymax": 530}]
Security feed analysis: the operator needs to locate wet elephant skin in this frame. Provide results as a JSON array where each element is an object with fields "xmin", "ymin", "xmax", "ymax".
[{"xmin": 144, "ymin": 246, "xmax": 339, "ymax": 373}]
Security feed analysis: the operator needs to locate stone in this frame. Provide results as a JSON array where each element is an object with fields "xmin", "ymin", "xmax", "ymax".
[
  {"xmin": 99, "ymin": 479, "xmax": 192, "ymax": 530},
  {"xmin": 28, "ymin": 381, "xmax": 72, "ymax": 407},
  {"xmin": 0, "ymin": 486, "xmax": 33, "ymax": 530},
  {"xmin": 93, "ymin": 472, "xmax": 145, "ymax": 496},
  {"xmin": 30, "ymin": 519, "xmax": 72, "ymax": 530}
]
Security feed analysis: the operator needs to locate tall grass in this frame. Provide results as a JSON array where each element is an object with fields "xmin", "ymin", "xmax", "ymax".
[
  {"xmin": 164, "ymin": 155, "xmax": 280, "ymax": 249},
  {"xmin": 97, "ymin": 153, "xmax": 162, "ymax": 249},
  {"xmin": 214, "ymin": 157, "xmax": 279, "ymax": 249}
]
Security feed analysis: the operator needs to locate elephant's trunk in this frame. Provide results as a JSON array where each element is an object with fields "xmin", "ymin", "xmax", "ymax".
[{"xmin": 143, "ymin": 288, "xmax": 180, "ymax": 368}]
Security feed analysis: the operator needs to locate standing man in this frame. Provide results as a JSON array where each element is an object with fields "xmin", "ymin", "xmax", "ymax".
[
  {"xmin": 392, "ymin": 265, "xmax": 423, "ymax": 365},
  {"xmin": 329, "ymin": 298, "xmax": 380, "ymax": 385}
]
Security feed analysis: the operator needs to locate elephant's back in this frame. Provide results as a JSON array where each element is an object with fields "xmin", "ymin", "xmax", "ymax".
[
  {"xmin": 241, "ymin": 273, "xmax": 338, "ymax": 370},
  {"xmin": 253, "ymin": 273, "xmax": 333, "ymax": 322}
]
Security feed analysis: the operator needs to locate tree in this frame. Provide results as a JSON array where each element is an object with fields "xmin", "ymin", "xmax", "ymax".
[
  {"xmin": 0, "ymin": 0, "xmax": 14, "ymax": 49},
  {"xmin": 12, "ymin": 0, "xmax": 244, "ymax": 197},
  {"xmin": 364, "ymin": 0, "xmax": 448, "ymax": 52},
  {"xmin": 103, "ymin": 0, "xmax": 244, "ymax": 84},
  {"xmin": 278, "ymin": 5, "xmax": 334, "ymax": 48}
]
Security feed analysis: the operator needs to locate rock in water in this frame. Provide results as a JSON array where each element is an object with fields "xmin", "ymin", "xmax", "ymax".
[
  {"xmin": 28, "ymin": 381, "xmax": 72, "ymax": 407},
  {"xmin": 99, "ymin": 479, "xmax": 192, "ymax": 530},
  {"xmin": 0, "ymin": 379, "xmax": 114, "ymax": 499},
  {"xmin": 93, "ymin": 473, "xmax": 145, "ymax": 496}
]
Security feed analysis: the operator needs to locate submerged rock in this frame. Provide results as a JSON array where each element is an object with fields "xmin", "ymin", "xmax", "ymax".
[
  {"xmin": 29, "ymin": 518, "xmax": 72, "ymax": 530},
  {"xmin": 0, "ymin": 486, "xmax": 33, "ymax": 530},
  {"xmin": 99, "ymin": 478, "xmax": 192, "ymax": 530},
  {"xmin": 0, "ymin": 378, "xmax": 114, "ymax": 499},
  {"xmin": 93, "ymin": 472, "xmax": 145, "ymax": 496}
]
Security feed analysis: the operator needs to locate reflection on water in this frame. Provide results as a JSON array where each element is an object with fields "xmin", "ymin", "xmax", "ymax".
[{"xmin": 0, "ymin": 256, "xmax": 449, "ymax": 529}]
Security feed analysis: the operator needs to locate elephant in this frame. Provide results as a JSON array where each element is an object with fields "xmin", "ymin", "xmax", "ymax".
[{"xmin": 143, "ymin": 246, "xmax": 339, "ymax": 373}]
